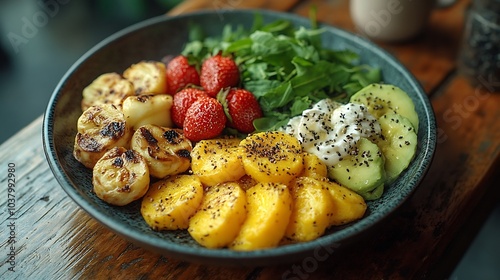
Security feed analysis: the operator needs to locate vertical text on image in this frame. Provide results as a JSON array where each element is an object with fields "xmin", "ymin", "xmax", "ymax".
[{"xmin": 6, "ymin": 163, "xmax": 17, "ymax": 272}]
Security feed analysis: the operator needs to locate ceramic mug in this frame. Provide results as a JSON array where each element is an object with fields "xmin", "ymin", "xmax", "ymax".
[{"xmin": 350, "ymin": 0, "xmax": 444, "ymax": 42}]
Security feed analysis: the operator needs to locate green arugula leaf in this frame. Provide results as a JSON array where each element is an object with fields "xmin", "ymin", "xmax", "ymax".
[
  {"xmin": 260, "ymin": 19, "xmax": 295, "ymax": 35},
  {"xmin": 290, "ymin": 96, "xmax": 313, "ymax": 116},
  {"xmin": 181, "ymin": 12, "xmax": 382, "ymax": 132}
]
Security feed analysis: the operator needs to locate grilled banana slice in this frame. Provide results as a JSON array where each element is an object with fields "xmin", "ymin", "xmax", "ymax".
[
  {"xmin": 73, "ymin": 104, "xmax": 132, "ymax": 168},
  {"xmin": 131, "ymin": 124, "xmax": 192, "ymax": 178},
  {"xmin": 122, "ymin": 94, "xmax": 173, "ymax": 130},
  {"xmin": 190, "ymin": 138, "xmax": 246, "ymax": 186},
  {"xmin": 81, "ymin": 72, "xmax": 135, "ymax": 111},
  {"xmin": 239, "ymin": 131, "xmax": 304, "ymax": 185},
  {"xmin": 93, "ymin": 147, "xmax": 150, "ymax": 206},
  {"xmin": 123, "ymin": 61, "xmax": 167, "ymax": 95}
]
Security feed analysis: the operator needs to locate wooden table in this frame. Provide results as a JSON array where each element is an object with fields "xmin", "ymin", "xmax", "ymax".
[{"xmin": 1, "ymin": 0, "xmax": 499, "ymax": 278}]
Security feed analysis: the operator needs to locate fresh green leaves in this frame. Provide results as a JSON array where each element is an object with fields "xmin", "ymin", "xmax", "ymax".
[{"xmin": 181, "ymin": 14, "xmax": 382, "ymax": 132}]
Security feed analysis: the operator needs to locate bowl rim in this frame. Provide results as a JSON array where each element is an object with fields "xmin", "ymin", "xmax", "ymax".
[{"xmin": 42, "ymin": 8, "xmax": 437, "ymax": 265}]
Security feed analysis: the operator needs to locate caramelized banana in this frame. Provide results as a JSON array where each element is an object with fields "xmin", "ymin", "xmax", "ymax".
[
  {"xmin": 122, "ymin": 94, "xmax": 173, "ymax": 130},
  {"xmin": 123, "ymin": 61, "xmax": 167, "ymax": 95},
  {"xmin": 73, "ymin": 104, "xmax": 132, "ymax": 168},
  {"xmin": 93, "ymin": 147, "xmax": 150, "ymax": 206},
  {"xmin": 131, "ymin": 124, "xmax": 192, "ymax": 178},
  {"xmin": 81, "ymin": 72, "xmax": 135, "ymax": 111}
]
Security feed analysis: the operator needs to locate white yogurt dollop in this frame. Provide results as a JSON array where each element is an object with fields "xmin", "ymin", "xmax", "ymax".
[{"xmin": 282, "ymin": 99, "xmax": 381, "ymax": 166}]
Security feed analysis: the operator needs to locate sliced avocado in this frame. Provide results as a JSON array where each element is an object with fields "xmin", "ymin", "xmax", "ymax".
[
  {"xmin": 350, "ymin": 83, "xmax": 419, "ymax": 130},
  {"xmin": 327, "ymin": 137, "xmax": 386, "ymax": 200},
  {"xmin": 359, "ymin": 183, "xmax": 384, "ymax": 201},
  {"xmin": 375, "ymin": 113, "xmax": 418, "ymax": 183}
]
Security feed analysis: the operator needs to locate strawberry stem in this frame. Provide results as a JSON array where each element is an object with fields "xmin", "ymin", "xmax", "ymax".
[{"xmin": 216, "ymin": 87, "xmax": 233, "ymax": 123}]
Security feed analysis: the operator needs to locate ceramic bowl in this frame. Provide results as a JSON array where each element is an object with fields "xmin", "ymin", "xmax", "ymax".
[{"xmin": 42, "ymin": 9, "xmax": 436, "ymax": 266}]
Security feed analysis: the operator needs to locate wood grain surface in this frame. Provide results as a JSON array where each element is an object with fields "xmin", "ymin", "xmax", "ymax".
[{"xmin": 1, "ymin": 0, "xmax": 499, "ymax": 279}]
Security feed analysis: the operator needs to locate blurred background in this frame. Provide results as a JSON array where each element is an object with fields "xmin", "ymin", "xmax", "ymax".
[
  {"xmin": 0, "ymin": 0, "xmax": 181, "ymax": 144},
  {"xmin": 0, "ymin": 0, "xmax": 498, "ymax": 278}
]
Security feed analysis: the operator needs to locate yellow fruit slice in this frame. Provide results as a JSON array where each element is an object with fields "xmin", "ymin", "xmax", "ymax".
[
  {"xmin": 141, "ymin": 174, "xmax": 203, "ymax": 230},
  {"xmin": 322, "ymin": 179, "xmax": 367, "ymax": 226},
  {"xmin": 239, "ymin": 131, "xmax": 303, "ymax": 184},
  {"xmin": 230, "ymin": 182, "xmax": 292, "ymax": 251},
  {"xmin": 285, "ymin": 177, "xmax": 335, "ymax": 242},
  {"xmin": 190, "ymin": 138, "xmax": 246, "ymax": 186},
  {"xmin": 188, "ymin": 182, "xmax": 247, "ymax": 248},
  {"xmin": 300, "ymin": 152, "xmax": 328, "ymax": 179}
]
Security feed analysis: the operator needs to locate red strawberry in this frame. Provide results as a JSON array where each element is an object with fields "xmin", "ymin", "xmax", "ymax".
[
  {"xmin": 200, "ymin": 55, "xmax": 240, "ymax": 97},
  {"xmin": 222, "ymin": 88, "xmax": 263, "ymax": 134},
  {"xmin": 183, "ymin": 97, "xmax": 227, "ymax": 142},
  {"xmin": 171, "ymin": 88, "xmax": 208, "ymax": 128},
  {"xmin": 166, "ymin": 55, "xmax": 200, "ymax": 94}
]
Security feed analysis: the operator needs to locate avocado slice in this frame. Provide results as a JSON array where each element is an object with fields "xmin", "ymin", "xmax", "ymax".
[
  {"xmin": 375, "ymin": 113, "xmax": 418, "ymax": 183},
  {"xmin": 327, "ymin": 137, "xmax": 386, "ymax": 200},
  {"xmin": 350, "ymin": 83, "xmax": 419, "ymax": 130}
]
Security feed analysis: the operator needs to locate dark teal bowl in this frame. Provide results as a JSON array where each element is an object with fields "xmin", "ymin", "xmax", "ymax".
[{"xmin": 42, "ymin": 9, "xmax": 436, "ymax": 266}]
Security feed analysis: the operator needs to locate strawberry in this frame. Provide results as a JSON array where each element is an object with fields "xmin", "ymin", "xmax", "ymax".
[
  {"xmin": 200, "ymin": 55, "xmax": 240, "ymax": 97},
  {"xmin": 183, "ymin": 97, "xmax": 227, "ymax": 142},
  {"xmin": 171, "ymin": 88, "xmax": 208, "ymax": 128},
  {"xmin": 166, "ymin": 55, "xmax": 200, "ymax": 95},
  {"xmin": 222, "ymin": 88, "xmax": 263, "ymax": 134}
]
